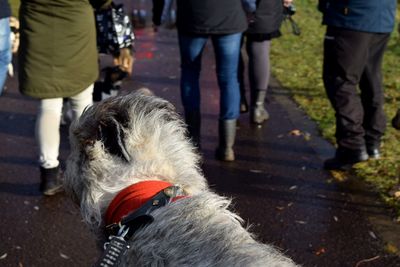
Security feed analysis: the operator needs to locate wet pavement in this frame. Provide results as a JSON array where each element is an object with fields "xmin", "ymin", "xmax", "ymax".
[{"xmin": 1, "ymin": 5, "xmax": 400, "ymax": 267}]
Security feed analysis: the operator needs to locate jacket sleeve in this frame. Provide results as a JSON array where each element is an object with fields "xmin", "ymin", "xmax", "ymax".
[
  {"xmin": 242, "ymin": 0, "xmax": 257, "ymax": 13},
  {"xmin": 89, "ymin": 0, "xmax": 113, "ymax": 10}
]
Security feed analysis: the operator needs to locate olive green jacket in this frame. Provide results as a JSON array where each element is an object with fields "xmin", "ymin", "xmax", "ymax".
[{"xmin": 18, "ymin": 0, "xmax": 111, "ymax": 99}]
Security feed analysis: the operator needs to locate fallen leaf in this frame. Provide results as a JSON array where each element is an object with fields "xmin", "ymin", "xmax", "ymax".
[
  {"xmin": 276, "ymin": 206, "xmax": 285, "ymax": 211},
  {"xmin": 330, "ymin": 170, "xmax": 347, "ymax": 182},
  {"xmin": 33, "ymin": 206, "xmax": 39, "ymax": 211},
  {"xmin": 317, "ymin": 194, "xmax": 327, "ymax": 198},
  {"xmin": 368, "ymin": 231, "xmax": 377, "ymax": 239},
  {"xmin": 0, "ymin": 253, "xmax": 7, "ymax": 260},
  {"xmin": 289, "ymin": 185, "xmax": 298, "ymax": 190},
  {"xmin": 295, "ymin": 220, "xmax": 307, "ymax": 224},
  {"xmin": 59, "ymin": 252, "xmax": 70, "ymax": 259},
  {"xmin": 289, "ymin": 129, "xmax": 302, "ymax": 136},
  {"xmin": 333, "ymin": 216, "xmax": 338, "ymax": 222},
  {"xmin": 315, "ymin": 247, "xmax": 326, "ymax": 256},
  {"xmin": 287, "ymin": 202, "xmax": 293, "ymax": 207},
  {"xmin": 389, "ymin": 185, "xmax": 400, "ymax": 198},
  {"xmin": 385, "ymin": 243, "xmax": 398, "ymax": 254}
]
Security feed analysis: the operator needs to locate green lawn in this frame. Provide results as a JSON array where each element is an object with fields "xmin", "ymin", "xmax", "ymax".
[{"xmin": 271, "ymin": 0, "xmax": 400, "ymax": 217}]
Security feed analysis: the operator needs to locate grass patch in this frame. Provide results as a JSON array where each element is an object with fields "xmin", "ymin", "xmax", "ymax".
[{"xmin": 271, "ymin": 0, "xmax": 400, "ymax": 217}]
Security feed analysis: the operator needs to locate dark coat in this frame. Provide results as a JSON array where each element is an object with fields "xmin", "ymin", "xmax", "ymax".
[
  {"xmin": 176, "ymin": 0, "xmax": 248, "ymax": 34},
  {"xmin": 18, "ymin": 0, "xmax": 111, "ymax": 99},
  {"xmin": 0, "ymin": 0, "xmax": 11, "ymax": 19},
  {"xmin": 247, "ymin": 0, "xmax": 284, "ymax": 37},
  {"xmin": 319, "ymin": 0, "xmax": 397, "ymax": 33}
]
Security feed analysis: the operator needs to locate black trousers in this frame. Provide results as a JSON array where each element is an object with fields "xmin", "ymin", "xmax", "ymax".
[
  {"xmin": 323, "ymin": 26, "xmax": 390, "ymax": 151},
  {"xmin": 152, "ymin": 0, "xmax": 165, "ymax": 26}
]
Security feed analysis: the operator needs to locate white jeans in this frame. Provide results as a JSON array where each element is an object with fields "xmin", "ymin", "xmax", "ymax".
[{"xmin": 35, "ymin": 84, "xmax": 94, "ymax": 169}]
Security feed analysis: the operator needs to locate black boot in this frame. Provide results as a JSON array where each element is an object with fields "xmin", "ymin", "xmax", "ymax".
[
  {"xmin": 40, "ymin": 166, "xmax": 63, "ymax": 196},
  {"xmin": 323, "ymin": 147, "xmax": 369, "ymax": 171},
  {"xmin": 184, "ymin": 109, "xmax": 201, "ymax": 149},
  {"xmin": 215, "ymin": 119, "xmax": 236, "ymax": 161},
  {"xmin": 250, "ymin": 90, "xmax": 269, "ymax": 124},
  {"xmin": 366, "ymin": 141, "xmax": 381, "ymax": 159}
]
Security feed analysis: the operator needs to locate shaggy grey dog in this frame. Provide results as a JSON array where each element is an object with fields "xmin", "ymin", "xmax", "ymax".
[{"xmin": 64, "ymin": 89, "xmax": 299, "ymax": 267}]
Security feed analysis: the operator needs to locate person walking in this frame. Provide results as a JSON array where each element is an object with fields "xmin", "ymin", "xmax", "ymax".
[
  {"xmin": 18, "ymin": 0, "xmax": 112, "ymax": 196},
  {"xmin": 176, "ymin": 0, "xmax": 248, "ymax": 161},
  {"xmin": 0, "ymin": 0, "xmax": 11, "ymax": 95},
  {"xmin": 318, "ymin": 0, "xmax": 397, "ymax": 170},
  {"xmin": 242, "ymin": 0, "xmax": 293, "ymax": 125}
]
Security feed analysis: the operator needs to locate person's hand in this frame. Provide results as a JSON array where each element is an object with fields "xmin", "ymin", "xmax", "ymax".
[
  {"xmin": 283, "ymin": 0, "xmax": 293, "ymax": 7},
  {"xmin": 113, "ymin": 48, "xmax": 134, "ymax": 76}
]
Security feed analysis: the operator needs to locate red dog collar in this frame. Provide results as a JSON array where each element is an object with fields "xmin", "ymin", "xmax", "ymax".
[{"xmin": 105, "ymin": 180, "xmax": 184, "ymax": 226}]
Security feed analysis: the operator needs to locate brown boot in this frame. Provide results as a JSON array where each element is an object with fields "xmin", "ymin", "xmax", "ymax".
[{"xmin": 39, "ymin": 166, "xmax": 63, "ymax": 196}]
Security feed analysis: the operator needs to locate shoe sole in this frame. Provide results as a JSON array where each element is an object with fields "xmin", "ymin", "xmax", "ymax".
[{"xmin": 43, "ymin": 185, "xmax": 64, "ymax": 196}]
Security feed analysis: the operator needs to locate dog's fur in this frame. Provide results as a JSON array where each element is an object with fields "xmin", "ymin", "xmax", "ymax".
[{"xmin": 65, "ymin": 89, "xmax": 298, "ymax": 266}]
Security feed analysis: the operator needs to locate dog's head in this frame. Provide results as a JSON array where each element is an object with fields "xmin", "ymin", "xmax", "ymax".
[{"xmin": 65, "ymin": 89, "xmax": 207, "ymax": 229}]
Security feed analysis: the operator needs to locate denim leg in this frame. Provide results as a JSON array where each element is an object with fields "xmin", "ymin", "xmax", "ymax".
[
  {"xmin": 0, "ymin": 18, "xmax": 12, "ymax": 94},
  {"xmin": 178, "ymin": 33, "xmax": 208, "ymax": 112},
  {"xmin": 211, "ymin": 33, "xmax": 242, "ymax": 120}
]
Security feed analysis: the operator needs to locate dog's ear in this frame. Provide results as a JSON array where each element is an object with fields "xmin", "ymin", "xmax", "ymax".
[{"xmin": 98, "ymin": 117, "xmax": 131, "ymax": 162}]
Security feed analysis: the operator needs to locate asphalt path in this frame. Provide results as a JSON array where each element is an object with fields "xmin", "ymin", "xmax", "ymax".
[{"xmin": 0, "ymin": 7, "xmax": 399, "ymax": 267}]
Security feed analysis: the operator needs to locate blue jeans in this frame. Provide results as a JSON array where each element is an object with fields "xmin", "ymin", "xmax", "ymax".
[
  {"xmin": 178, "ymin": 32, "xmax": 242, "ymax": 120},
  {"xmin": 0, "ymin": 17, "xmax": 11, "ymax": 95}
]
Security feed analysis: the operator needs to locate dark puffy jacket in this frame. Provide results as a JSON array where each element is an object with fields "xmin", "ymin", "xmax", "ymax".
[
  {"xmin": 0, "ymin": 0, "xmax": 11, "ymax": 19},
  {"xmin": 176, "ymin": 0, "xmax": 248, "ymax": 34},
  {"xmin": 247, "ymin": 0, "xmax": 284, "ymax": 36},
  {"xmin": 319, "ymin": 0, "xmax": 396, "ymax": 33}
]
